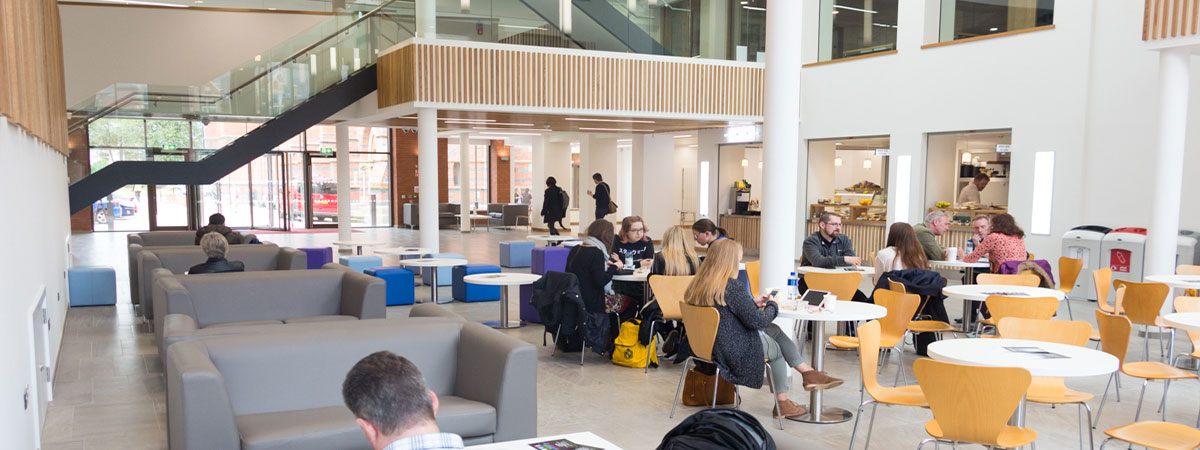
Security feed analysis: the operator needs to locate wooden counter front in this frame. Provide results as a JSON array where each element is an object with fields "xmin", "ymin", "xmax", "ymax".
[{"xmin": 720, "ymin": 215, "xmax": 761, "ymax": 250}]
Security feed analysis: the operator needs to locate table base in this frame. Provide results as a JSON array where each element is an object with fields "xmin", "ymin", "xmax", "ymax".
[
  {"xmin": 793, "ymin": 406, "xmax": 853, "ymax": 424},
  {"xmin": 484, "ymin": 320, "xmax": 524, "ymax": 329}
]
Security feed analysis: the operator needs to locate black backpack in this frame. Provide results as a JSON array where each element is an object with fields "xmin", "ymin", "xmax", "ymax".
[
  {"xmin": 657, "ymin": 409, "xmax": 776, "ymax": 450},
  {"xmin": 560, "ymin": 188, "xmax": 570, "ymax": 210}
]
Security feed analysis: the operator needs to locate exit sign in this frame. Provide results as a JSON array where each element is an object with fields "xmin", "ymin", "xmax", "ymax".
[
  {"xmin": 320, "ymin": 147, "xmax": 334, "ymax": 155},
  {"xmin": 163, "ymin": 144, "xmax": 178, "ymax": 152}
]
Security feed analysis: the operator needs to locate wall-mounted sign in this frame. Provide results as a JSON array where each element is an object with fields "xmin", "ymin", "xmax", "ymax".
[
  {"xmin": 162, "ymin": 144, "xmax": 178, "ymax": 152},
  {"xmin": 996, "ymin": 144, "xmax": 1011, "ymax": 154},
  {"xmin": 874, "ymin": 148, "xmax": 890, "ymax": 156},
  {"xmin": 724, "ymin": 125, "xmax": 760, "ymax": 143},
  {"xmin": 320, "ymin": 147, "xmax": 334, "ymax": 155}
]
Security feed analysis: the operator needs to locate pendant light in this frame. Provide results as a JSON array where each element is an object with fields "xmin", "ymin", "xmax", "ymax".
[
  {"xmin": 834, "ymin": 156, "xmax": 843, "ymax": 167},
  {"xmin": 863, "ymin": 159, "xmax": 872, "ymax": 169}
]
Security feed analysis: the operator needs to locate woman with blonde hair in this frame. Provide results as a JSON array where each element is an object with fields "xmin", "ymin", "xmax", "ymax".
[
  {"xmin": 651, "ymin": 226, "xmax": 700, "ymax": 277},
  {"xmin": 684, "ymin": 239, "xmax": 842, "ymax": 420}
]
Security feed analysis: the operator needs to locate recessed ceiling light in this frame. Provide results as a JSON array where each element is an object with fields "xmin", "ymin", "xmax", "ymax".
[
  {"xmin": 96, "ymin": 0, "xmax": 188, "ymax": 7},
  {"xmin": 989, "ymin": 27, "xmax": 999, "ymax": 31},
  {"xmin": 579, "ymin": 127, "xmax": 656, "ymax": 132},
  {"xmin": 194, "ymin": 0, "xmax": 203, "ymax": 3},
  {"xmin": 565, "ymin": 117, "xmax": 656, "ymax": 124},
  {"xmin": 688, "ymin": 144, "xmax": 698, "ymax": 148},
  {"xmin": 674, "ymin": 134, "xmax": 693, "ymax": 139},
  {"xmin": 742, "ymin": 5, "xmax": 764, "ymax": 11},
  {"xmin": 835, "ymin": 142, "xmax": 843, "ymax": 145}
]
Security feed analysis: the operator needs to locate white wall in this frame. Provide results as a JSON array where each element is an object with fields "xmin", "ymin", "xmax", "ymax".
[
  {"xmin": 0, "ymin": 118, "xmax": 70, "ymax": 448},
  {"xmin": 579, "ymin": 136, "xmax": 619, "ymax": 226},
  {"xmin": 634, "ymin": 133, "xmax": 678, "ymax": 236},
  {"xmin": 531, "ymin": 137, "xmax": 573, "ymax": 229},
  {"xmin": 60, "ymin": 5, "xmax": 328, "ymax": 104},
  {"xmin": 925, "ymin": 134, "xmax": 959, "ymax": 210}
]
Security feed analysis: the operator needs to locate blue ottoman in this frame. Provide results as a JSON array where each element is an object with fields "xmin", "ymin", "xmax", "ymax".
[
  {"xmin": 419, "ymin": 253, "xmax": 466, "ymax": 286},
  {"xmin": 452, "ymin": 264, "xmax": 502, "ymax": 302},
  {"xmin": 364, "ymin": 267, "xmax": 416, "ymax": 306},
  {"xmin": 340, "ymin": 255, "xmax": 383, "ymax": 273},
  {"xmin": 499, "ymin": 241, "xmax": 534, "ymax": 268},
  {"xmin": 532, "ymin": 246, "xmax": 571, "ymax": 275},
  {"xmin": 299, "ymin": 247, "xmax": 333, "ymax": 270},
  {"xmin": 520, "ymin": 285, "xmax": 541, "ymax": 323},
  {"xmin": 68, "ymin": 266, "xmax": 117, "ymax": 307}
]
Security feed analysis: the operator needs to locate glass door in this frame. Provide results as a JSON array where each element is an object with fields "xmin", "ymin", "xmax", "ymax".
[
  {"xmin": 307, "ymin": 154, "xmax": 338, "ymax": 228},
  {"xmin": 287, "ymin": 152, "xmax": 308, "ymax": 230},
  {"xmin": 150, "ymin": 185, "xmax": 191, "ymax": 229},
  {"xmin": 250, "ymin": 153, "xmax": 286, "ymax": 230}
]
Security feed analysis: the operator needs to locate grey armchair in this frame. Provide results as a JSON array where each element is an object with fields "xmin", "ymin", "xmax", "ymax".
[{"xmin": 165, "ymin": 321, "xmax": 537, "ymax": 449}]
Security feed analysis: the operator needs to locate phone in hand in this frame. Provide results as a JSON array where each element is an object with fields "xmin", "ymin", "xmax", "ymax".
[{"xmin": 768, "ymin": 288, "xmax": 781, "ymax": 298}]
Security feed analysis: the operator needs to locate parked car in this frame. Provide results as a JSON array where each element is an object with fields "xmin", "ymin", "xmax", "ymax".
[{"xmin": 93, "ymin": 197, "xmax": 137, "ymax": 224}]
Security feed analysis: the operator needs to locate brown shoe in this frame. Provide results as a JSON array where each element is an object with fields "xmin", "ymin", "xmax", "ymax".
[
  {"xmin": 772, "ymin": 399, "xmax": 808, "ymax": 419},
  {"xmin": 801, "ymin": 370, "xmax": 844, "ymax": 391}
]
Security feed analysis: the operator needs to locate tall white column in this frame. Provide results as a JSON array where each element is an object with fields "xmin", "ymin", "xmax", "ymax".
[
  {"xmin": 415, "ymin": 0, "xmax": 436, "ymax": 38},
  {"xmin": 1146, "ymin": 48, "xmax": 1190, "ymax": 291},
  {"xmin": 459, "ymin": 133, "xmax": 472, "ymax": 232},
  {"xmin": 335, "ymin": 124, "xmax": 351, "ymax": 241},
  {"xmin": 417, "ymin": 108, "xmax": 440, "ymax": 252},
  {"xmin": 531, "ymin": 136, "xmax": 546, "ymax": 229},
  {"xmin": 760, "ymin": 0, "xmax": 802, "ymax": 292}
]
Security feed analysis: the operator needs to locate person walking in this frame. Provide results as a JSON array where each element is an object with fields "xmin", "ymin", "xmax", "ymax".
[
  {"xmin": 586, "ymin": 173, "xmax": 612, "ymax": 220},
  {"xmin": 540, "ymin": 177, "xmax": 567, "ymax": 236}
]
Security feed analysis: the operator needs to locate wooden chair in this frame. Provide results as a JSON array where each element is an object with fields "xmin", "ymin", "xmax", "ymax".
[
  {"xmin": 1115, "ymin": 279, "xmax": 1174, "ymax": 362},
  {"xmin": 1099, "ymin": 421, "xmax": 1200, "ymax": 450},
  {"xmin": 1094, "ymin": 268, "xmax": 1115, "ymax": 314},
  {"xmin": 891, "ymin": 279, "xmax": 959, "ymax": 338},
  {"xmin": 848, "ymin": 320, "xmax": 928, "ymax": 450},
  {"xmin": 1179, "ymin": 264, "xmax": 1200, "ymax": 296},
  {"xmin": 913, "ymin": 359, "xmax": 1036, "ymax": 449},
  {"xmin": 829, "ymin": 290, "xmax": 919, "ymax": 385},
  {"xmin": 1172, "ymin": 296, "xmax": 1200, "ymax": 367},
  {"xmin": 1058, "ymin": 256, "xmax": 1084, "ymax": 320},
  {"xmin": 977, "ymin": 273, "xmax": 1040, "ymax": 287},
  {"xmin": 976, "ymin": 295, "xmax": 1059, "ymax": 334},
  {"xmin": 1093, "ymin": 311, "xmax": 1198, "ymax": 427},
  {"xmin": 645, "ymin": 275, "xmax": 693, "ymax": 373},
  {"xmin": 744, "ymin": 261, "xmax": 760, "ymax": 298},
  {"xmin": 996, "ymin": 317, "xmax": 1096, "ymax": 449},
  {"xmin": 804, "ymin": 271, "xmax": 863, "ymax": 301},
  {"xmin": 671, "ymin": 302, "xmax": 784, "ymax": 430}
]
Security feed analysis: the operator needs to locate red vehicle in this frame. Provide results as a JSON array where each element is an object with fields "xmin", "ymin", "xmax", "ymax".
[{"xmin": 290, "ymin": 181, "xmax": 338, "ymax": 222}]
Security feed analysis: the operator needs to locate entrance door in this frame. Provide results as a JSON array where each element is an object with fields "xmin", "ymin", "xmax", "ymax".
[
  {"xmin": 250, "ymin": 153, "xmax": 286, "ymax": 230},
  {"xmin": 307, "ymin": 154, "xmax": 338, "ymax": 228}
]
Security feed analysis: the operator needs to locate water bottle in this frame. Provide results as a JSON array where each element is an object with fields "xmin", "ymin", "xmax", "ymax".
[
  {"xmin": 965, "ymin": 238, "xmax": 976, "ymax": 255},
  {"xmin": 625, "ymin": 255, "xmax": 633, "ymax": 269},
  {"xmin": 787, "ymin": 272, "xmax": 799, "ymax": 303}
]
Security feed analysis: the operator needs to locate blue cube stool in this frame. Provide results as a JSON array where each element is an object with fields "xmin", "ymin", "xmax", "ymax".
[
  {"xmin": 499, "ymin": 241, "xmax": 534, "ymax": 268},
  {"xmin": 364, "ymin": 267, "xmax": 416, "ymax": 306},
  {"xmin": 340, "ymin": 255, "xmax": 383, "ymax": 273},
  {"xmin": 68, "ymin": 266, "xmax": 117, "ymax": 307},
  {"xmin": 299, "ymin": 247, "xmax": 333, "ymax": 270},
  {"xmin": 419, "ymin": 253, "xmax": 466, "ymax": 286},
  {"xmin": 452, "ymin": 264, "xmax": 502, "ymax": 302},
  {"xmin": 532, "ymin": 246, "xmax": 571, "ymax": 275}
]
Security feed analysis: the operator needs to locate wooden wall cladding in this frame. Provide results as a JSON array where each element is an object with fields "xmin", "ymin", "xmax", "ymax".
[
  {"xmin": 0, "ymin": 0, "xmax": 68, "ymax": 154},
  {"xmin": 1144, "ymin": 0, "xmax": 1200, "ymax": 40},
  {"xmin": 378, "ymin": 40, "xmax": 764, "ymax": 118}
]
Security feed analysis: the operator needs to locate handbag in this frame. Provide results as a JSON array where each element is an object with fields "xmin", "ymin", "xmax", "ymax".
[
  {"xmin": 612, "ymin": 319, "xmax": 658, "ymax": 368},
  {"xmin": 604, "ymin": 293, "xmax": 630, "ymax": 314},
  {"xmin": 602, "ymin": 183, "xmax": 618, "ymax": 214},
  {"xmin": 681, "ymin": 368, "xmax": 736, "ymax": 407}
]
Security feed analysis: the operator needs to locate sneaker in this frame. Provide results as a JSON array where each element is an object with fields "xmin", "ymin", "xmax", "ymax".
[
  {"xmin": 801, "ymin": 370, "xmax": 844, "ymax": 391},
  {"xmin": 772, "ymin": 399, "xmax": 808, "ymax": 419}
]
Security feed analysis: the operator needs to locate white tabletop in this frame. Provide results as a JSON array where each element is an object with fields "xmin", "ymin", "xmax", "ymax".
[
  {"xmin": 374, "ymin": 247, "xmax": 431, "ymax": 256},
  {"xmin": 1162, "ymin": 312, "xmax": 1200, "ymax": 332},
  {"xmin": 613, "ymin": 269, "xmax": 650, "ymax": 282},
  {"xmin": 776, "ymin": 301, "xmax": 886, "ymax": 322},
  {"xmin": 1145, "ymin": 274, "xmax": 1200, "ymax": 290},
  {"xmin": 467, "ymin": 432, "xmax": 622, "ymax": 449},
  {"xmin": 331, "ymin": 240, "xmax": 386, "ymax": 247},
  {"xmin": 942, "ymin": 284, "xmax": 1067, "ymax": 302},
  {"xmin": 463, "ymin": 273, "xmax": 542, "ymax": 286},
  {"xmin": 459, "ymin": 213, "xmax": 490, "ymax": 219},
  {"xmin": 928, "ymin": 338, "xmax": 1119, "ymax": 377},
  {"xmin": 527, "ymin": 235, "xmax": 582, "ymax": 242},
  {"xmin": 929, "ymin": 259, "xmax": 990, "ymax": 269},
  {"xmin": 796, "ymin": 265, "xmax": 875, "ymax": 276},
  {"xmin": 396, "ymin": 258, "xmax": 468, "ymax": 268}
]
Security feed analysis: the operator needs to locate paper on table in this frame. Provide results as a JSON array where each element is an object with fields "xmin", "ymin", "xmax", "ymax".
[
  {"xmin": 529, "ymin": 439, "xmax": 603, "ymax": 450},
  {"xmin": 1003, "ymin": 346, "xmax": 1069, "ymax": 359},
  {"xmin": 983, "ymin": 291, "xmax": 1029, "ymax": 296}
]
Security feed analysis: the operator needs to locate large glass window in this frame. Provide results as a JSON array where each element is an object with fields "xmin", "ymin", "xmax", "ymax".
[
  {"xmin": 510, "ymin": 144, "xmax": 533, "ymax": 204},
  {"xmin": 817, "ymin": 0, "xmax": 899, "ymax": 62},
  {"xmin": 447, "ymin": 143, "xmax": 490, "ymax": 208},
  {"xmin": 728, "ymin": 0, "xmax": 767, "ymax": 62},
  {"xmin": 938, "ymin": 0, "xmax": 1054, "ymax": 42}
]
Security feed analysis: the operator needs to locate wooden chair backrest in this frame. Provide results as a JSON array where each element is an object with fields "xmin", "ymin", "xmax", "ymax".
[
  {"xmin": 1174, "ymin": 296, "xmax": 1200, "ymax": 349},
  {"xmin": 745, "ymin": 261, "xmax": 761, "ymax": 298},
  {"xmin": 805, "ymin": 271, "xmax": 863, "ymax": 301},
  {"xmin": 679, "ymin": 302, "xmax": 720, "ymax": 361},
  {"xmin": 914, "ymin": 358, "xmax": 1032, "ymax": 446},
  {"xmin": 1095, "ymin": 310, "xmax": 1132, "ymax": 364},
  {"xmin": 1114, "ymin": 280, "xmax": 1170, "ymax": 327},
  {"xmin": 977, "ymin": 273, "xmax": 1040, "ymax": 287},
  {"xmin": 1114, "ymin": 285, "xmax": 1127, "ymax": 315},
  {"xmin": 873, "ymin": 289, "xmax": 921, "ymax": 343},
  {"xmin": 1058, "ymin": 257, "xmax": 1084, "ymax": 292},
  {"xmin": 997, "ymin": 318, "xmax": 1091, "ymax": 346},
  {"xmin": 1094, "ymin": 268, "xmax": 1114, "ymax": 313},
  {"xmin": 984, "ymin": 295, "xmax": 1060, "ymax": 322},
  {"xmin": 888, "ymin": 279, "xmax": 907, "ymax": 293},
  {"xmin": 649, "ymin": 275, "xmax": 694, "ymax": 321},
  {"xmin": 857, "ymin": 320, "xmax": 886, "ymax": 396}
]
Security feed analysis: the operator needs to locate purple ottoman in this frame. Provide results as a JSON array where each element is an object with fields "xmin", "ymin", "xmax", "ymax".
[
  {"xmin": 531, "ymin": 246, "xmax": 570, "ymax": 275},
  {"xmin": 298, "ymin": 247, "xmax": 333, "ymax": 270}
]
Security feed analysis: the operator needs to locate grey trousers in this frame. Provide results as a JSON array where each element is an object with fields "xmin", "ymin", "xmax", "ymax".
[{"xmin": 759, "ymin": 323, "xmax": 805, "ymax": 392}]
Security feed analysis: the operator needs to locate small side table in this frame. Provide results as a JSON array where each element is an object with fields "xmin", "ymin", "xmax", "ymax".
[
  {"xmin": 398, "ymin": 258, "xmax": 468, "ymax": 304},
  {"xmin": 464, "ymin": 273, "xmax": 542, "ymax": 328}
]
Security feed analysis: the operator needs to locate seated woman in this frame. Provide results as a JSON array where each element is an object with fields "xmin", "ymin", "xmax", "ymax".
[
  {"xmin": 684, "ymin": 239, "xmax": 842, "ymax": 421},
  {"xmin": 611, "ymin": 216, "xmax": 655, "ymax": 309},
  {"xmin": 566, "ymin": 220, "xmax": 625, "ymax": 353},
  {"xmin": 187, "ymin": 232, "xmax": 245, "ymax": 274},
  {"xmin": 873, "ymin": 222, "xmax": 930, "ymax": 285},
  {"xmin": 651, "ymin": 226, "xmax": 700, "ymax": 277},
  {"xmin": 962, "ymin": 213, "xmax": 1027, "ymax": 273},
  {"xmin": 691, "ymin": 218, "xmax": 727, "ymax": 247}
]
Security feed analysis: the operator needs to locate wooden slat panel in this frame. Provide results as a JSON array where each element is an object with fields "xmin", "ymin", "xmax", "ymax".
[
  {"xmin": 804, "ymin": 221, "xmax": 886, "ymax": 260},
  {"xmin": 0, "ymin": 0, "xmax": 68, "ymax": 154}
]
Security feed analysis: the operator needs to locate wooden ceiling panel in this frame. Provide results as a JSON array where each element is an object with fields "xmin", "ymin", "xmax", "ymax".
[{"xmin": 361, "ymin": 111, "xmax": 738, "ymax": 134}]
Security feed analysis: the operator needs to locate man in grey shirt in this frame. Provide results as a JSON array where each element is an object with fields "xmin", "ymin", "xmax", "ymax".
[{"xmin": 799, "ymin": 213, "xmax": 869, "ymax": 303}]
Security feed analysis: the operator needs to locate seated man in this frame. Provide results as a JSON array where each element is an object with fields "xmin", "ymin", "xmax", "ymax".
[
  {"xmin": 799, "ymin": 212, "xmax": 869, "ymax": 303},
  {"xmin": 186, "ymin": 232, "xmax": 245, "ymax": 274},
  {"xmin": 195, "ymin": 213, "xmax": 244, "ymax": 245},
  {"xmin": 343, "ymin": 351, "xmax": 464, "ymax": 450}
]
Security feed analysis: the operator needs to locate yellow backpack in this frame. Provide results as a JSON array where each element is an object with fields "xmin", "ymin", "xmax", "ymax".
[{"xmin": 611, "ymin": 319, "xmax": 658, "ymax": 368}]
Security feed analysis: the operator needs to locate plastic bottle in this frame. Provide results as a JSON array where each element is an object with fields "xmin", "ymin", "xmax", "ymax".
[
  {"xmin": 787, "ymin": 272, "xmax": 799, "ymax": 303},
  {"xmin": 965, "ymin": 238, "xmax": 976, "ymax": 255}
]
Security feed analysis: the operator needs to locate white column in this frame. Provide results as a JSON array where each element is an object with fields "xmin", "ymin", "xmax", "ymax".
[
  {"xmin": 417, "ymin": 108, "xmax": 440, "ymax": 252},
  {"xmin": 459, "ymin": 133, "xmax": 472, "ymax": 232},
  {"xmin": 335, "ymin": 124, "xmax": 351, "ymax": 241},
  {"xmin": 415, "ymin": 0, "xmax": 436, "ymax": 38},
  {"xmin": 760, "ymin": 0, "xmax": 802, "ymax": 292},
  {"xmin": 1146, "ymin": 48, "xmax": 1190, "ymax": 291},
  {"xmin": 531, "ymin": 136, "xmax": 546, "ymax": 229}
]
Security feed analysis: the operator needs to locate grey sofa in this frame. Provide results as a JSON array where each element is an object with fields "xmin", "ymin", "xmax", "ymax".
[
  {"xmin": 128, "ymin": 243, "xmax": 278, "ymax": 308},
  {"xmin": 127, "ymin": 230, "xmax": 259, "ymax": 246},
  {"xmin": 403, "ymin": 203, "xmax": 459, "ymax": 229},
  {"xmin": 136, "ymin": 244, "xmax": 306, "ymax": 322},
  {"xmin": 154, "ymin": 268, "xmax": 385, "ymax": 354},
  {"xmin": 489, "ymin": 204, "xmax": 529, "ymax": 228},
  {"xmin": 165, "ymin": 320, "xmax": 537, "ymax": 449}
]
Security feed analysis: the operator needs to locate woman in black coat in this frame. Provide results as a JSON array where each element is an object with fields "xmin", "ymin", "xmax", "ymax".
[{"xmin": 540, "ymin": 177, "xmax": 566, "ymax": 235}]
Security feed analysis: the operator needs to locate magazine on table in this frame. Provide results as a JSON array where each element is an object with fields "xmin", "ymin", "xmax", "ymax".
[
  {"xmin": 1003, "ymin": 346, "xmax": 1069, "ymax": 359},
  {"xmin": 529, "ymin": 439, "xmax": 603, "ymax": 450}
]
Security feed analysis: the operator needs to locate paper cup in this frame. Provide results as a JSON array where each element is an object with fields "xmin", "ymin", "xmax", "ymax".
[{"xmin": 946, "ymin": 247, "xmax": 959, "ymax": 261}]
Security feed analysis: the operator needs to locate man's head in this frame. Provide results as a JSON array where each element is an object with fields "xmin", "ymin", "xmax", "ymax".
[
  {"xmin": 592, "ymin": 173, "xmax": 603, "ymax": 184},
  {"xmin": 924, "ymin": 210, "xmax": 950, "ymax": 236},
  {"xmin": 343, "ymin": 352, "xmax": 440, "ymax": 449},
  {"xmin": 972, "ymin": 215, "xmax": 991, "ymax": 237},
  {"xmin": 199, "ymin": 232, "xmax": 229, "ymax": 259},
  {"xmin": 818, "ymin": 212, "xmax": 843, "ymax": 239},
  {"xmin": 207, "ymin": 213, "xmax": 226, "ymax": 225},
  {"xmin": 973, "ymin": 173, "xmax": 990, "ymax": 191}
]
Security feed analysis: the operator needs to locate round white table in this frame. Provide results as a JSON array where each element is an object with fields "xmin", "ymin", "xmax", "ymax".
[
  {"xmin": 464, "ymin": 273, "xmax": 542, "ymax": 329},
  {"xmin": 374, "ymin": 247, "xmax": 431, "ymax": 259},
  {"xmin": 1162, "ymin": 312, "xmax": 1200, "ymax": 332},
  {"xmin": 459, "ymin": 213, "xmax": 491, "ymax": 231},
  {"xmin": 942, "ymin": 284, "xmax": 1067, "ymax": 333},
  {"xmin": 332, "ymin": 240, "xmax": 387, "ymax": 255},
  {"xmin": 777, "ymin": 302, "xmax": 887, "ymax": 424},
  {"xmin": 1145, "ymin": 274, "xmax": 1200, "ymax": 290},
  {"xmin": 929, "ymin": 259, "xmax": 990, "ymax": 283},
  {"xmin": 527, "ymin": 235, "xmax": 582, "ymax": 246},
  {"xmin": 796, "ymin": 266, "xmax": 876, "ymax": 276},
  {"xmin": 397, "ymin": 258, "xmax": 468, "ymax": 304}
]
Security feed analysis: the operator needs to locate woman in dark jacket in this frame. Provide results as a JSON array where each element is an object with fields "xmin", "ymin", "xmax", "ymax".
[
  {"xmin": 540, "ymin": 177, "xmax": 567, "ymax": 235},
  {"xmin": 683, "ymin": 239, "xmax": 842, "ymax": 421},
  {"xmin": 566, "ymin": 219, "xmax": 624, "ymax": 313},
  {"xmin": 187, "ymin": 232, "xmax": 245, "ymax": 274}
]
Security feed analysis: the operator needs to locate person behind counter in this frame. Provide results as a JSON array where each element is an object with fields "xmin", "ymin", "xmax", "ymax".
[
  {"xmin": 691, "ymin": 218, "xmax": 727, "ymax": 246},
  {"xmin": 873, "ymin": 222, "xmax": 930, "ymax": 285},
  {"xmin": 799, "ymin": 213, "xmax": 869, "ymax": 303},
  {"xmin": 957, "ymin": 173, "xmax": 990, "ymax": 206},
  {"xmin": 962, "ymin": 213, "xmax": 1026, "ymax": 272},
  {"xmin": 914, "ymin": 210, "xmax": 951, "ymax": 261}
]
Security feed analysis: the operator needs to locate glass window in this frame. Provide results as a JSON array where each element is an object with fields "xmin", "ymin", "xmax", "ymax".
[
  {"xmin": 510, "ymin": 144, "xmax": 532, "ymax": 204},
  {"xmin": 88, "ymin": 118, "xmax": 146, "ymax": 148},
  {"xmin": 146, "ymin": 119, "xmax": 191, "ymax": 151},
  {"xmin": 939, "ymin": 0, "xmax": 1054, "ymax": 42},
  {"xmin": 350, "ymin": 153, "xmax": 391, "ymax": 227},
  {"xmin": 447, "ymin": 143, "xmax": 490, "ymax": 208},
  {"xmin": 818, "ymin": 0, "xmax": 899, "ymax": 62},
  {"xmin": 728, "ymin": 0, "xmax": 767, "ymax": 62}
]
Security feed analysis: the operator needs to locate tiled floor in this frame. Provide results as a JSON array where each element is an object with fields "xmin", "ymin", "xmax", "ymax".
[{"xmin": 45, "ymin": 227, "xmax": 1200, "ymax": 450}]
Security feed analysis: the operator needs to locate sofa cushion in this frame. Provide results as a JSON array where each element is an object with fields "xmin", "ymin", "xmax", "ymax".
[
  {"xmin": 435, "ymin": 395, "xmax": 497, "ymax": 438},
  {"xmin": 236, "ymin": 405, "xmax": 365, "ymax": 450},
  {"xmin": 205, "ymin": 320, "xmax": 284, "ymax": 329},
  {"xmin": 283, "ymin": 315, "xmax": 357, "ymax": 324}
]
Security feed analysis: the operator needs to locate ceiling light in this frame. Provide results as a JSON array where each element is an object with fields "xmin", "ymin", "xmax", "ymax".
[
  {"xmin": 565, "ymin": 117, "xmax": 656, "ymax": 124},
  {"xmin": 579, "ymin": 127, "xmax": 656, "ymax": 132},
  {"xmin": 741, "ymin": 159, "xmax": 749, "ymax": 167},
  {"xmin": 617, "ymin": 139, "xmax": 633, "ymax": 143},
  {"xmin": 688, "ymin": 144, "xmax": 698, "ymax": 148},
  {"xmin": 742, "ymin": 5, "xmax": 765, "ymax": 11},
  {"xmin": 989, "ymin": 27, "xmax": 999, "ymax": 32},
  {"xmin": 961, "ymin": 152, "xmax": 972, "ymax": 164},
  {"xmin": 863, "ymin": 159, "xmax": 872, "ymax": 169},
  {"xmin": 268, "ymin": 7, "xmax": 276, "ymax": 10},
  {"xmin": 832, "ymin": 10, "xmax": 839, "ymax": 14},
  {"xmin": 674, "ymin": 134, "xmax": 693, "ymax": 139},
  {"xmin": 835, "ymin": 142, "xmax": 843, "ymax": 145},
  {"xmin": 194, "ymin": 0, "xmax": 203, "ymax": 3},
  {"xmin": 477, "ymin": 131, "xmax": 543, "ymax": 137},
  {"xmin": 758, "ymin": 161, "xmax": 763, "ymax": 169},
  {"xmin": 470, "ymin": 127, "xmax": 541, "ymax": 132},
  {"xmin": 834, "ymin": 4, "xmax": 877, "ymax": 14},
  {"xmin": 834, "ymin": 156, "xmax": 843, "ymax": 167},
  {"xmin": 461, "ymin": 0, "xmax": 470, "ymax": 13},
  {"xmin": 872, "ymin": 23, "xmax": 897, "ymax": 29},
  {"xmin": 96, "ymin": 0, "xmax": 187, "ymax": 7},
  {"xmin": 499, "ymin": 24, "xmax": 542, "ymax": 30}
]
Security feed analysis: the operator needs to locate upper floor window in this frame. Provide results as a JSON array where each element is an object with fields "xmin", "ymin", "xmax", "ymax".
[
  {"xmin": 817, "ymin": 0, "xmax": 899, "ymax": 62},
  {"xmin": 938, "ymin": 0, "xmax": 1054, "ymax": 42}
]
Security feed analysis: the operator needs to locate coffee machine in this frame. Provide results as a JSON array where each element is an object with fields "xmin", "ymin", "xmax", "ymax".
[{"xmin": 731, "ymin": 180, "xmax": 751, "ymax": 214}]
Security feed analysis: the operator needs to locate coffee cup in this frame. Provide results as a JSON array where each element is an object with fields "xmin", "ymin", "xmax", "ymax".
[{"xmin": 946, "ymin": 247, "xmax": 959, "ymax": 261}]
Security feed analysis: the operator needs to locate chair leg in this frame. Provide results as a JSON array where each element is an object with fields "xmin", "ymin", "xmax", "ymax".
[
  {"xmin": 1144, "ymin": 326, "xmax": 1151, "ymax": 362},
  {"xmin": 551, "ymin": 324, "xmax": 562, "ymax": 356},
  {"xmin": 864, "ymin": 402, "xmax": 880, "ymax": 450},
  {"xmin": 916, "ymin": 438, "xmax": 936, "ymax": 450},
  {"xmin": 894, "ymin": 344, "xmax": 908, "ymax": 386},
  {"xmin": 1159, "ymin": 379, "xmax": 1172, "ymax": 419},
  {"xmin": 1082, "ymin": 402, "xmax": 1095, "ymax": 450},
  {"xmin": 1134, "ymin": 379, "xmax": 1149, "ymax": 421},
  {"xmin": 1066, "ymin": 297, "xmax": 1075, "ymax": 320},
  {"xmin": 669, "ymin": 358, "xmax": 693, "ymax": 419},
  {"xmin": 849, "ymin": 400, "xmax": 869, "ymax": 450},
  {"xmin": 712, "ymin": 368, "xmax": 721, "ymax": 409},
  {"xmin": 644, "ymin": 321, "xmax": 657, "ymax": 374},
  {"xmin": 1098, "ymin": 437, "xmax": 1113, "ymax": 449},
  {"xmin": 762, "ymin": 362, "xmax": 784, "ymax": 430},
  {"xmin": 1094, "ymin": 372, "xmax": 1115, "ymax": 428}
]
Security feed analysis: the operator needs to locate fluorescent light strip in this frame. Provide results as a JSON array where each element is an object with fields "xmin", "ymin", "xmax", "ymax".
[
  {"xmin": 742, "ymin": 5, "xmax": 765, "ymax": 11},
  {"xmin": 476, "ymin": 132, "xmax": 543, "ymax": 136},
  {"xmin": 617, "ymin": 139, "xmax": 633, "ymax": 143},
  {"xmin": 834, "ymin": 4, "xmax": 877, "ymax": 14},
  {"xmin": 579, "ymin": 127, "xmax": 656, "ymax": 132},
  {"xmin": 96, "ymin": 0, "xmax": 188, "ymax": 7},
  {"xmin": 565, "ymin": 117, "xmax": 656, "ymax": 124},
  {"xmin": 1031, "ymin": 151, "xmax": 1056, "ymax": 235},
  {"xmin": 674, "ymin": 134, "xmax": 693, "ymax": 139},
  {"xmin": 499, "ymin": 24, "xmax": 543, "ymax": 30},
  {"xmin": 468, "ymin": 125, "xmax": 537, "ymax": 129},
  {"xmin": 872, "ymin": 23, "xmax": 897, "ymax": 29}
]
